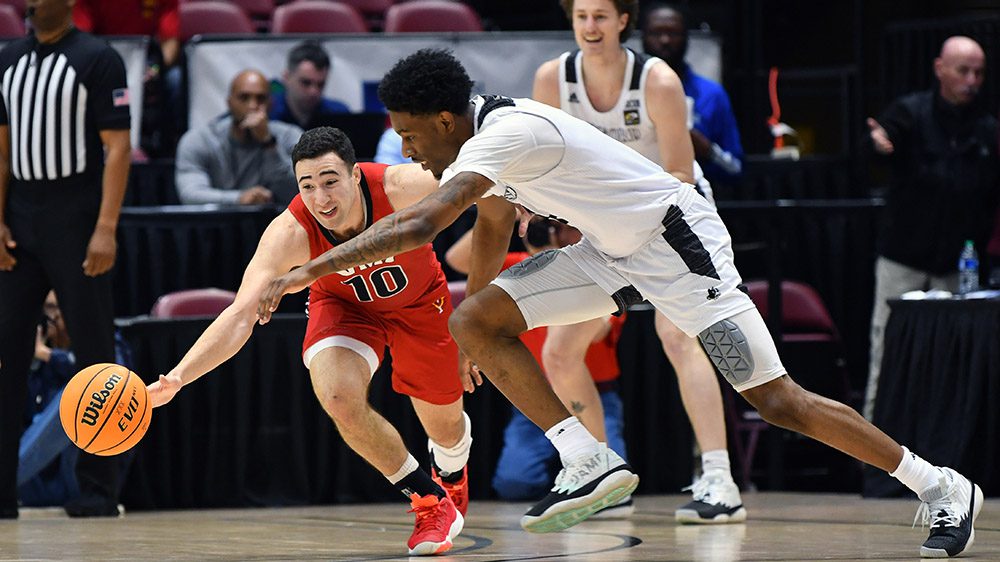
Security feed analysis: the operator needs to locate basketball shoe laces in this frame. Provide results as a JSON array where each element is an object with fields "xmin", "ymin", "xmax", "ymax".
[
  {"xmin": 409, "ymin": 494, "xmax": 448, "ymax": 535},
  {"xmin": 912, "ymin": 472, "xmax": 967, "ymax": 530},
  {"xmin": 682, "ymin": 473, "xmax": 734, "ymax": 507},
  {"xmin": 552, "ymin": 455, "xmax": 603, "ymax": 493}
]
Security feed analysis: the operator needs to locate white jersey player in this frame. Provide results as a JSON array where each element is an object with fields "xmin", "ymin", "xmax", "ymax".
[
  {"xmin": 557, "ymin": 47, "xmax": 713, "ymax": 202},
  {"xmin": 259, "ymin": 50, "xmax": 984, "ymax": 559}
]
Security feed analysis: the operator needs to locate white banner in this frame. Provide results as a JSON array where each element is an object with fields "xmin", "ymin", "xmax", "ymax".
[
  {"xmin": 109, "ymin": 37, "xmax": 148, "ymax": 150},
  {"xmin": 186, "ymin": 31, "xmax": 719, "ymax": 129}
]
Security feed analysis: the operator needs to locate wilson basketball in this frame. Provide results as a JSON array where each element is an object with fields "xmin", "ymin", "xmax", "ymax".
[{"xmin": 59, "ymin": 363, "xmax": 151, "ymax": 456}]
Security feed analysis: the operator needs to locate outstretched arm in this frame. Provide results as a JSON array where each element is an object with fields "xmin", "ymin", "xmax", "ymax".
[
  {"xmin": 257, "ymin": 171, "xmax": 496, "ymax": 322},
  {"xmin": 148, "ymin": 211, "xmax": 309, "ymax": 406}
]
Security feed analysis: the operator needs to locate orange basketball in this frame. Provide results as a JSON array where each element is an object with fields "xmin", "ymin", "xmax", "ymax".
[{"xmin": 59, "ymin": 363, "xmax": 152, "ymax": 456}]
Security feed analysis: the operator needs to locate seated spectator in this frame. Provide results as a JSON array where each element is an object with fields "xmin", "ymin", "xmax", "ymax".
[
  {"xmin": 374, "ymin": 128, "xmax": 410, "ymax": 165},
  {"xmin": 445, "ymin": 219, "xmax": 629, "ymax": 511},
  {"xmin": 176, "ymin": 70, "xmax": 302, "ymax": 205},
  {"xmin": 270, "ymin": 41, "xmax": 351, "ymax": 130},
  {"xmin": 19, "ymin": 292, "xmax": 134, "ymax": 508},
  {"xmin": 74, "ymin": 0, "xmax": 181, "ymax": 157}
]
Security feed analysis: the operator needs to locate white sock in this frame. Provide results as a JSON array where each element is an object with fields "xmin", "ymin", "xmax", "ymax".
[
  {"xmin": 386, "ymin": 453, "xmax": 419, "ymax": 484},
  {"xmin": 890, "ymin": 446, "xmax": 943, "ymax": 500},
  {"xmin": 702, "ymin": 449, "xmax": 732, "ymax": 476},
  {"xmin": 545, "ymin": 416, "xmax": 600, "ymax": 464},
  {"xmin": 429, "ymin": 412, "xmax": 473, "ymax": 475}
]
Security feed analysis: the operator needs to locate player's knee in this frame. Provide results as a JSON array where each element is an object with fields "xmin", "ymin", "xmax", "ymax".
[
  {"xmin": 449, "ymin": 290, "xmax": 517, "ymax": 344},
  {"xmin": 658, "ymin": 329, "xmax": 702, "ymax": 363},
  {"xmin": 448, "ymin": 303, "xmax": 481, "ymax": 348},
  {"xmin": 540, "ymin": 343, "xmax": 582, "ymax": 379},
  {"xmin": 743, "ymin": 378, "xmax": 813, "ymax": 431},
  {"xmin": 318, "ymin": 386, "xmax": 368, "ymax": 428}
]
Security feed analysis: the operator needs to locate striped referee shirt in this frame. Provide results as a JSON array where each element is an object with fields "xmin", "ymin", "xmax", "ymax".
[{"xmin": 0, "ymin": 29, "xmax": 129, "ymax": 183}]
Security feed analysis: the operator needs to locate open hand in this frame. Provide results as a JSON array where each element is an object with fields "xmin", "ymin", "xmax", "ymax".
[
  {"xmin": 257, "ymin": 267, "xmax": 313, "ymax": 324},
  {"xmin": 867, "ymin": 118, "xmax": 894, "ymax": 155},
  {"xmin": 83, "ymin": 225, "xmax": 117, "ymax": 277},
  {"xmin": 147, "ymin": 373, "xmax": 183, "ymax": 408}
]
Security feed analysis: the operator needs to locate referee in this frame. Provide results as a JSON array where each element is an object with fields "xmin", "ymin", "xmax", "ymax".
[{"xmin": 0, "ymin": 0, "xmax": 131, "ymax": 517}]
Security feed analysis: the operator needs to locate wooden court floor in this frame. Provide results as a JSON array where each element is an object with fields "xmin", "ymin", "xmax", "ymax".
[{"xmin": 1, "ymin": 493, "xmax": 997, "ymax": 561}]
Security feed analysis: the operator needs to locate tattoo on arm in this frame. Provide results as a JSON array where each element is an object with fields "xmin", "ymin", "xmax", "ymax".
[
  {"xmin": 570, "ymin": 401, "xmax": 586, "ymax": 414},
  {"xmin": 323, "ymin": 213, "xmax": 408, "ymax": 272},
  {"xmin": 319, "ymin": 172, "xmax": 491, "ymax": 274}
]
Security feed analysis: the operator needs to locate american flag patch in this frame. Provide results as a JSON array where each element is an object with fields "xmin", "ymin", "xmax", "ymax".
[{"xmin": 112, "ymin": 88, "xmax": 130, "ymax": 107}]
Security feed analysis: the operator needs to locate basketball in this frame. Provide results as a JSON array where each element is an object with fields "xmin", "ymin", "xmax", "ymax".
[{"xmin": 59, "ymin": 363, "xmax": 151, "ymax": 456}]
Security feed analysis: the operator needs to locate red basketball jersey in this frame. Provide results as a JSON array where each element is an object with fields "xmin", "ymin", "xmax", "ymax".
[{"xmin": 287, "ymin": 162, "xmax": 447, "ymax": 311}]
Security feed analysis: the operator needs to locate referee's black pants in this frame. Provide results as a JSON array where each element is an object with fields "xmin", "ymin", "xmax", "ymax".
[{"xmin": 0, "ymin": 181, "xmax": 120, "ymax": 513}]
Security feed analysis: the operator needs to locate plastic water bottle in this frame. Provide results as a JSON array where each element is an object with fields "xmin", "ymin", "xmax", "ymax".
[{"xmin": 958, "ymin": 240, "xmax": 979, "ymax": 295}]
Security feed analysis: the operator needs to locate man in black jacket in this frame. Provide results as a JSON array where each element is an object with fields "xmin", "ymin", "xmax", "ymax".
[{"xmin": 865, "ymin": 36, "xmax": 999, "ymax": 420}]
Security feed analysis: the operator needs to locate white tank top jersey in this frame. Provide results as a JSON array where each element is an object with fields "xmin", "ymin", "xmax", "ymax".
[
  {"xmin": 442, "ymin": 95, "xmax": 699, "ymax": 259},
  {"xmin": 556, "ymin": 48, "xmax": 711, "ymax": 198}
]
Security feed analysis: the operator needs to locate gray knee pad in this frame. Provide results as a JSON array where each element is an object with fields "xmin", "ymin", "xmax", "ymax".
[{"xmin": 699, "ymin": 318, "xmax": 755, "ymax": 387}]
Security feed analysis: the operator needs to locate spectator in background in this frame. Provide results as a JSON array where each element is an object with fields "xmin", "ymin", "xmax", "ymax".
[
  {"xmin": 0, "ymin": 0, "xmax": 132, "ymax": 518},
  {"xmin": 641, "ymin": 2, "xmax": 743, "ymax": 186},
  {"xmin": 270, "ymin": 41, "xmax": 351, "ymax": 130},
  {"xmin": 864, "ymin": 36, "xmax": 999, "ymax": 420},
  {"xmin": 445, "ymin": 218, "xmax": 630, "ymax": 516},
  {"xmin": 19, "ymin": 292, "xmax": 134, "ymax": 508},
  {"xmin": 73, "ymin": 0, "xmax": 181, "ymax": 157},
  {"xmin": 176, "ymin": 70, "xmax": 302, "ymax": 205}
]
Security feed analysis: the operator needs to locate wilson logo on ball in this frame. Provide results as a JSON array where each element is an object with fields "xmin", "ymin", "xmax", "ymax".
[{"xmin": 79, "ymin": 372, "xmax": 123, "ymax": 426}]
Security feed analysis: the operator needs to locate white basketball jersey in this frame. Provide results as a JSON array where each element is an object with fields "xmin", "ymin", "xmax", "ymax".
[
  {"xmin": 557, "ymin": 48, "xmax": 711, "ymax": 199},
  {"xmin": 446, "ymin": 95, "xmax": 697, "ymax": 258}
]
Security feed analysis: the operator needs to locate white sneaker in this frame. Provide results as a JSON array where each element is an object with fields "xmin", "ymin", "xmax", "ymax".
[
  {"xmin": 675, "ymin": 471, "xmax": 747, "ymax": 524},
  {"xmin": 520, "ymin": 444, "xmax": 639, "ymax": 533},
  {"xmin": 915, "ymin": 467, "xmax": 982, "ymax": 558}
]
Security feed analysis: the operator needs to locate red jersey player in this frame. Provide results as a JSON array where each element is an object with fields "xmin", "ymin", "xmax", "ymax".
[{"xmin": 147, "ymin": 127, "xmax": 469, "ymax": 556}]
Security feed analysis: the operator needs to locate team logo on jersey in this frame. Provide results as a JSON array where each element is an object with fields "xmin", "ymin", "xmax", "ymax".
[
  {"xmin": 503, "ymin": 186, "xmax": 518, "ymax": 201},
  {"xmin": 623, "ymin": 109, "xmax": 641, "ymax": 126},
  {"xmin": 431, "ymin": 297, "xmax": 446, "ymax": 314},
  {"xmin": 707, "ymin": 287, "xmax": 721, "ymax": 300},
  {"xmin": 568, "ymin": 92, "xmax": 580, "ymax": 103}
]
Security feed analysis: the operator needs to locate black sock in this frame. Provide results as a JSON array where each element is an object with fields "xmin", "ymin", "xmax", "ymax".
[
  {"xmin": 395, "ymin": 469, "xmax": 446, "ymax": 500},
  {"xmin": 430, "ymin": 451, "xmax": 466, "ymax": 483}
]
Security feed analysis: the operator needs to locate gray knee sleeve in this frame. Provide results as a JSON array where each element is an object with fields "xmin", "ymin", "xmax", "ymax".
[{"xmin": 699, "ymin": 318, "xmax": 755, "ymax": 387}]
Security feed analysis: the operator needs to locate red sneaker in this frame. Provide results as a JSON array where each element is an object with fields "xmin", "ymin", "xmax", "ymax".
[
  {"xmin": 432, "ymin": 466, "xmax": 469, "ymax": 516},
  {"xmin": 407, "ymin": 493, "xmax": 464, "ymax": 556}
]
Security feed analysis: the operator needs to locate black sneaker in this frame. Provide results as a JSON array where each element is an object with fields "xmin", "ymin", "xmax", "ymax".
[
  {"xmin": 675, "ymin": 472, "xmax": 747, "ymax": 524},
  {"xmin": 64, "ymin": 496, "xmax": 124, "ymax": 518},
  {"xmin": 916, "ymin": 467, "xmax": 982, "ymax": 558},
  {"xmin": 520, "ymin": 444, "xmax": 639, "ymax": 533}
]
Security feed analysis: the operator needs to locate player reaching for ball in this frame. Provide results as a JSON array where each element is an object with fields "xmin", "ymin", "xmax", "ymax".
[{"xmin": 147, "ymin": 127, "xmax": 471, "ymax": 556}]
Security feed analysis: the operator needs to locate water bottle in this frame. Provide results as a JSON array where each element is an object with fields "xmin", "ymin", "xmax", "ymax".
[{"xmin": 958, "ymin": 240, "xmax": 979, "ymax": 295}]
